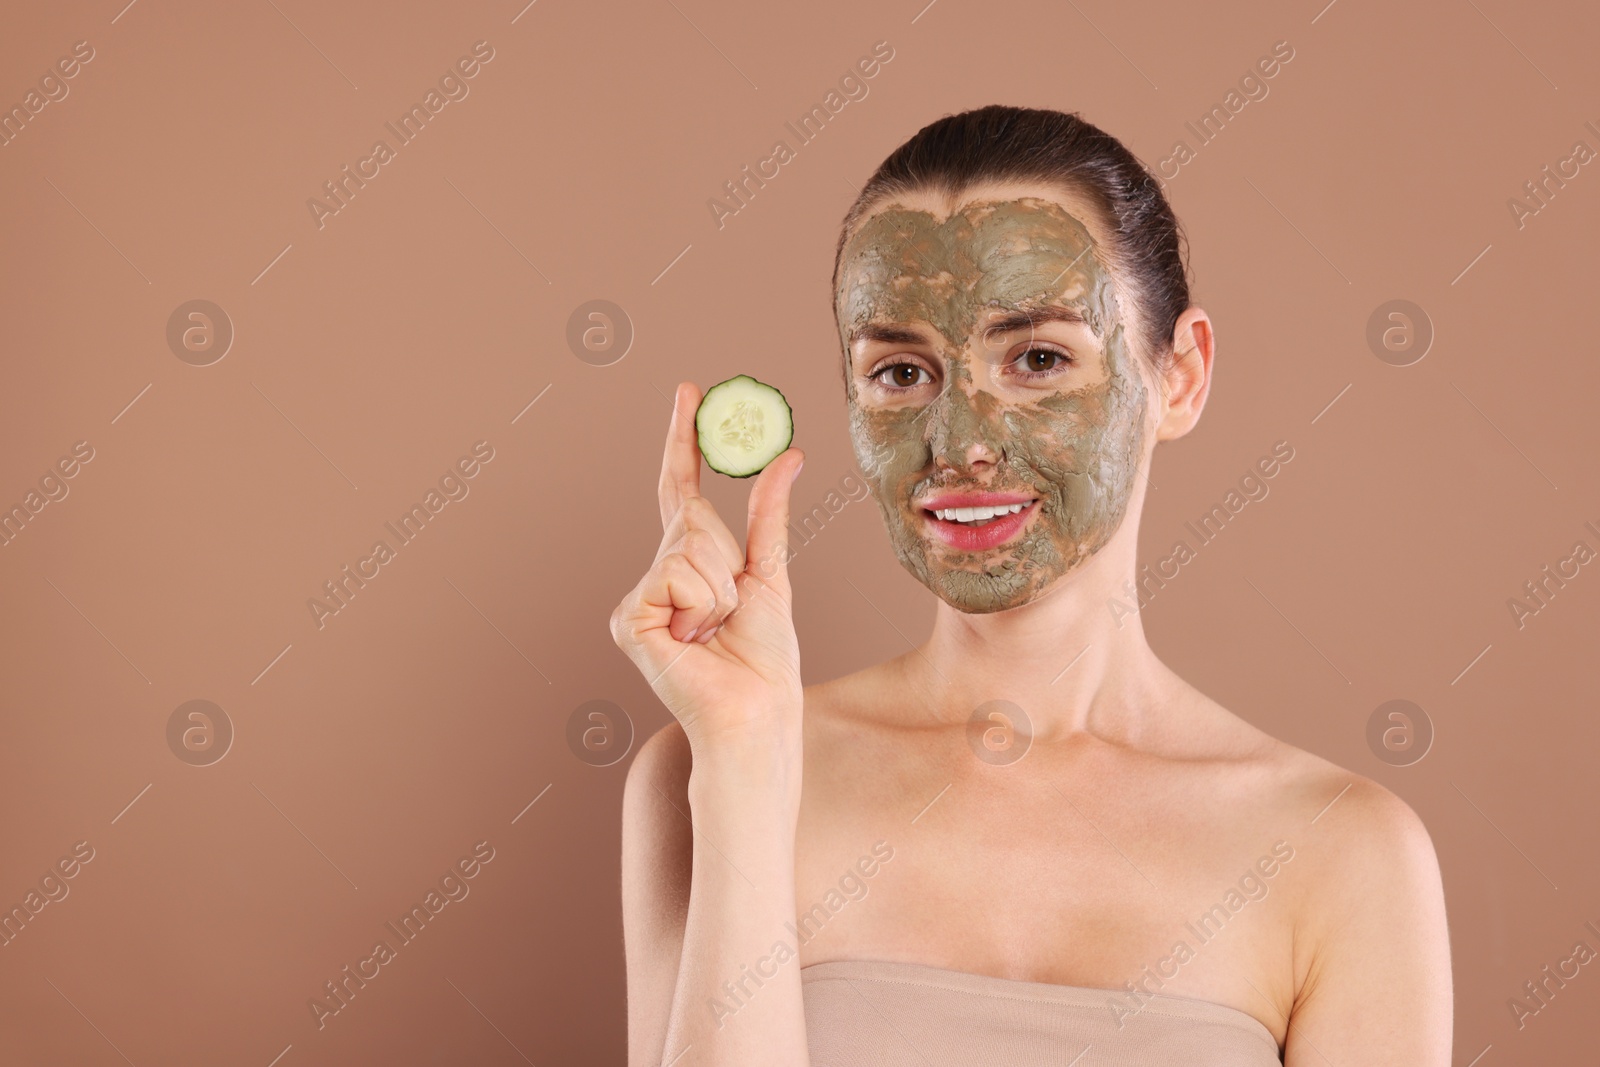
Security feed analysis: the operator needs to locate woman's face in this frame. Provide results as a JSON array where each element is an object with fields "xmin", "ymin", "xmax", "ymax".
[{"xmin": 834, "ymin": 185, "xmax": 1154, "ymax": 614}]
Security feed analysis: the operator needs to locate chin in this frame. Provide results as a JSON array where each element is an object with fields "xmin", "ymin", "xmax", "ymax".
[{"xmin": 907, "ymin": 556, "xmax": 1055, "ymax": 615}]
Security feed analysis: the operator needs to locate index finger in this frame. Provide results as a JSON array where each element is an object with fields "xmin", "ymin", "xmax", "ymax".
[{"xmin": 658, "ymin": 381, "xmax": 703, "ymax": 530}]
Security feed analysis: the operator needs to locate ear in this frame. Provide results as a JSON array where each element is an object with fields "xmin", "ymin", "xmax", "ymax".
[{"xmin": 1155, "ymin": 307, "xmax": 1214, "ymax": 442}]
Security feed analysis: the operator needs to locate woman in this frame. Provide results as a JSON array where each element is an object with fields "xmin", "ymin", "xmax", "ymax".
[{"xmin": 611, "ymin": 105, "xmax": 1451, "ymax": 1066}]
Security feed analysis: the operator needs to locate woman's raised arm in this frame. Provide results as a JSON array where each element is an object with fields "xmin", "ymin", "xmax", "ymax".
[{"xmin": 612, "ymin": 382, "xmax": 809, "ymax": 1067}]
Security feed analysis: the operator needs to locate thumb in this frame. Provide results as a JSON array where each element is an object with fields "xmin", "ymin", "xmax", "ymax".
[{"xmin": 742, "ymin": 448, "xmax": 804, "ymax": 599}]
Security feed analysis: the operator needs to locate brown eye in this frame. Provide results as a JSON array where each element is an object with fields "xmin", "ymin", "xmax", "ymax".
[
  {"xmin": 874, "ymin": 363, "xmax": 932, "ymax": 388},
  {"xmin": 1014, "ymin": 347, "xmax": 1069, "ymax": 374}
]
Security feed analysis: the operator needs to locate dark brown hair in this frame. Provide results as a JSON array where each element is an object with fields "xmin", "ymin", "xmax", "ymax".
[{"xmin": 832, "ymin": 104, "xmax": 1191, "ymax": 371}]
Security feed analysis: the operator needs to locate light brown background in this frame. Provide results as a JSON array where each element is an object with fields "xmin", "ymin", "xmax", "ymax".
[{"xmin": 2, "ymin": 0, "xmax": 1597, "ymax": 1063}]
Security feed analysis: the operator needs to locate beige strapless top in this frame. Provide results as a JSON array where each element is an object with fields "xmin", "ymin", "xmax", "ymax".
[{"xmin": 802, "ymin": 959, "xmax": 1283, "ymax": 1066}]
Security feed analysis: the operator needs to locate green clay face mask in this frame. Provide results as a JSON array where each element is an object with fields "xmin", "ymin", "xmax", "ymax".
[{"xmin": 835, "ymin": 196, "xmax": 1151, "ymax": 614}]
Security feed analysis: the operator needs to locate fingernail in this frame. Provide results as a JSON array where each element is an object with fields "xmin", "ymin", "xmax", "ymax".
[
  {"xmin": 683, "ymin": 627, "xmax": 698, "ymax": 643},
  {"xmin": 697, "ymin": 626, "xmax": 718, "ymax": 643},
  {"xmin": 791, "ymin": 460, "xmax": 804, "ymax": 484}
]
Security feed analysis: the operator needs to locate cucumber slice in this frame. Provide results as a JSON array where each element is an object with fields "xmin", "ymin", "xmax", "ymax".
[{"xmin": 695, "ymin": 375, "xmax": 794, "ymax": 478}]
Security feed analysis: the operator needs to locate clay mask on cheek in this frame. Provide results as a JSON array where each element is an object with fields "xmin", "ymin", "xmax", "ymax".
[{"xmin": 836, "ymin": 197, "xmax": 1149, "ymax": 613}]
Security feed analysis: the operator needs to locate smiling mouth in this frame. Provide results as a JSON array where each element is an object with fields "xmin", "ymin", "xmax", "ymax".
[
  {"xmin": 927, "ymin": 502, "xmax": 1029, "ymax": 526},
  {"xmin": 916, "ymin": 495, "xmax": 1040, "ymax": 551}
]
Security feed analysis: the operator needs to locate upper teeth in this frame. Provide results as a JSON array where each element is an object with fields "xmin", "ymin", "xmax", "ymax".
[{"xmin": 933, "ymin": 503, "xmax": 1027, "ymax": 522}]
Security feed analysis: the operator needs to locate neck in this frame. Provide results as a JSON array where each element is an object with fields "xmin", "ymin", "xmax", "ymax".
[{"xmin": 911, "ymin": 535, "xmax": 1176, "ymax": 744}]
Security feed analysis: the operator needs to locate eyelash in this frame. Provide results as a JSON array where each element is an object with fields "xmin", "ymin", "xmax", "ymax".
[{"xmin": 868, "ymin": 347, "xmax": 1074, "ymax": 388}]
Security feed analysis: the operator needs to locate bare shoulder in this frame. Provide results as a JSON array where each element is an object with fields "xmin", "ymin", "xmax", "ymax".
[
  {"xmin": 1217, "ymin": 711, "xmax": 1448, "ymax": 1007},
  {"xmin": 1281, "ymin": 752, "xmax": 1445, "ymax": 932},
  {"xmin": 1220, "ymin": 707, "xmax": 1441, "ymax": 897},
  {"xmin": 1245, "ymin": 728, "xmax": 1441, "ymax": 894},
  {"xmin": 1233, "ymin": 734, "xmax": 1451, "ymax": 1060}
]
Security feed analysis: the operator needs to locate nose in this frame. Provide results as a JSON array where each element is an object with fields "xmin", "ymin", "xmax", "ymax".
[{"xmin": 927, "ymin": 381, "xmax": 1002, "ymax": 472}]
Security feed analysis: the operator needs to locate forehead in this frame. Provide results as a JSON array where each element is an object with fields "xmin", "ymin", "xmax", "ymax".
[
  {"xmin": 844, "ymin": 180, "xmax": 1111, "ymax": 247},
  {"xmin": 835, "ymin": 180, "xmax": 1122, "ymax": 343}
]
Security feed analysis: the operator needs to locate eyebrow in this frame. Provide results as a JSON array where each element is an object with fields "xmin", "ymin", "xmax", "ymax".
[
  {"xmin": 983, "ymin": 305, "xmax": 1089, "ymax": 335},
  {"xmin": 848, "ymin": 305, "xmax": 1090, "ymax": 349}
]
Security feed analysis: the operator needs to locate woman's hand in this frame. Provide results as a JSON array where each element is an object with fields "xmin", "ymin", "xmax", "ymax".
[{"xmin": 610, "ymin": 382, "xmax": 805, "ymax": 751}]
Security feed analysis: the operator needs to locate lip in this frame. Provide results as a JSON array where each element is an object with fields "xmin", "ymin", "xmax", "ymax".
[
  {"xmin": 919, "ymin": 496, "xmax": 1039, "ymax": 552},
  {"xmin": 918, "ymin": 491, "xmax": 1036, "ymax": 511}
]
